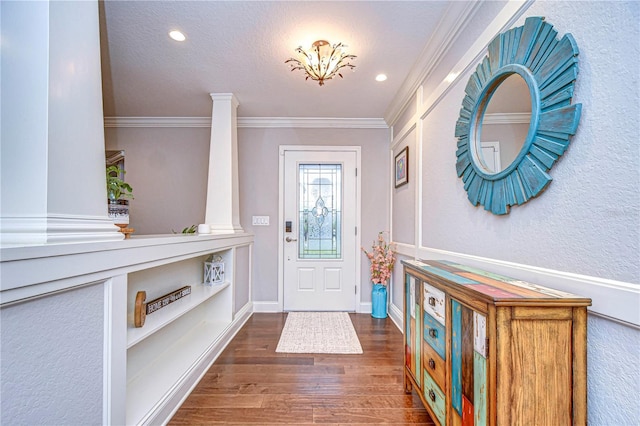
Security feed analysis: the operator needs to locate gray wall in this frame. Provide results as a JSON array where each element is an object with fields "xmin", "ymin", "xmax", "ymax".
[
  {"xmin": 417, "ymin": 1, "xmax": 639, "ymax": 283},
  {"xmin": 392, "ymin": 130, "xmax": 416, "ymax": 245},
  {"xmin": 480, "ymin": 122, "xmax": 529, "ymax": 169},
  {"xmin": 106, "ymin": 126, "xmax": 391, "ymax": 307},
  {"xmin": 391, "ymin": 1, "xmax": 640, "ymax": 423},
  {"xmin": 105, "ymin": 127, "xmax": 210, "ymax": 235},
  {"xmin": 238, "ymin": 127, "xmax": 390, "ymax": 305},
  {"xmin": 234, "ymin": 244, "xmax": 251, "ymax": 313},
  {"xmin": 0, "ymin": 285, "xmax": 104, "ymax": 425}
]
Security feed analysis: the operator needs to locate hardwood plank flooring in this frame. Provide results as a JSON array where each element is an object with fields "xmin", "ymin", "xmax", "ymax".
[{"xmin": 169, "ymin": 313, "xmax": 434, "ymax": 425}]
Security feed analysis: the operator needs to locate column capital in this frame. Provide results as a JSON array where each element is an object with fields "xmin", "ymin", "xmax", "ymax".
[{"xmin": 209, "ymin": 93, "xmax": 239, "ymax": 109}]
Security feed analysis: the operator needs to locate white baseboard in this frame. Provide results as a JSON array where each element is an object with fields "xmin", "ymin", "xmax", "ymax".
[
  {"xmin": 253, "ymin": 301, "xmax": 375, "ymax": 315},
  {"xmin": 252, "ymin": 301, "xmax": 281, "ymax": 313},
  {"xmin": 359, "ymin": 302, "xmax": 371, "ymax": 314},
  {"xmin": 389, "ymin": 303, "xmax": 403, "ymax": 333}
]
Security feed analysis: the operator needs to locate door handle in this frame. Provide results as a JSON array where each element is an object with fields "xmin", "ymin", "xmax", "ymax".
[{"xmin": 285, "ymin": 237, "xmax": 297, "ymax": 242}]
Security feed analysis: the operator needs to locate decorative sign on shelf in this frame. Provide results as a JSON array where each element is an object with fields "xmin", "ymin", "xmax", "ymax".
[
  {"xmin": 133, "ymin": 286, "xmax": 192, "ymax": 328},
  {"xmin": 204, "ymin": 254, "xmax": 225, "ymax": 285}
]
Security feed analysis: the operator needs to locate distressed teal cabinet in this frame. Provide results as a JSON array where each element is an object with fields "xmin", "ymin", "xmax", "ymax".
[
  {"xmin": 404, "ymin": 272, "xmax": 422, "ymax": 388},
  {"xmin": 403, "ymin": 260, "xmax": 590, "ymax": 426}
]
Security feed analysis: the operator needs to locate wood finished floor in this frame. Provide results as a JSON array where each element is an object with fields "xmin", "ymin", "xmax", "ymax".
[{"xmin": 169, "ymin": 313, "xmax": 434, "ymax": 425}]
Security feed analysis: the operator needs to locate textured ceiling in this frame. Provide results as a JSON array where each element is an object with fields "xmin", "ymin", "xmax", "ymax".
[{"xmin": 99, "ymin": 1, "xmax": 452, "ymax": 120}]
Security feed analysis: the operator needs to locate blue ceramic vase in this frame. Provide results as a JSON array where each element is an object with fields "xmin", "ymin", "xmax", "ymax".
[{"xmin": 371, "ymin": 283, "xmax": 388, "ymax": 319}]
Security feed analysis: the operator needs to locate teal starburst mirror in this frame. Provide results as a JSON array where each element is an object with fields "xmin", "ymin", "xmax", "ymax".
[{"xmin": 455, "ymin": 17, "xmax": 582, "ymax": 215}]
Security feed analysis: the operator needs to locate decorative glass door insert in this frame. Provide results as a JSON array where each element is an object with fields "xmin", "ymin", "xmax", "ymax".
[{"xmin": 298, "ymin": 164, "xmax": 342, "ymax": 259}]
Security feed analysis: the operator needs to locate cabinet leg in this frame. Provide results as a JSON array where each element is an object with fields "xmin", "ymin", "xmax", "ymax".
[{"xmin": 404, "ymin": 373, "xmax": 413, "ymax": 394}]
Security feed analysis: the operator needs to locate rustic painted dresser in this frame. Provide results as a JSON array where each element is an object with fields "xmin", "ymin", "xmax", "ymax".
[{"xmin": 403, "ymin": 259, "xmax": 591, "ymax": 426}]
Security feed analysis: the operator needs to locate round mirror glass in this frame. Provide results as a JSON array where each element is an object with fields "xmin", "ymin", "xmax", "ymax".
[{"xmin": 476, "ymin": 73, "xmax": 532, "ymax": 174}]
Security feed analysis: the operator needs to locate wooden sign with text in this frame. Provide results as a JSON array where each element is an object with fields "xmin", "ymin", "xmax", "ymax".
[{"xmin": 134, "ymin": 286, "xmax": 192, "ymax": 328}]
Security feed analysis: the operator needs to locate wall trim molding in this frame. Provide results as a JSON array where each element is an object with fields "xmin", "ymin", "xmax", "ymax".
[
  {"xmin": 104, "ymin": 116, "xmax": 388, "ymax": 129},
  {"xmin": 0, "ymin": 215, "xmax": 124, "ymax": 246},
  {"xmin": 398, "ymin": 245, "xmax": 640, "ymax": 327},
  {"xmin": 240, "ymin": 117, "xmax": 388, "ymax": 129},
  {"xmin": 385, "ymin": 0, "xmax": 483, "ymax": 125},
  {"xmin": 388, "ymin": 303, "xmax": 403, "ymax": 333},
  {"xmin": 483, "ymin": 112, "xmax": 531, "ymax": 125},
  {"xmin": 390, "ymin": 0, "xmax": 534, "ymax": 145}
]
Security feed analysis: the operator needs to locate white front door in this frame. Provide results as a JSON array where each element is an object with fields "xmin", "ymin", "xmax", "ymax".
[{"xmin": 282, "ymin": 148, "xmax": 358, "ymax": 311}]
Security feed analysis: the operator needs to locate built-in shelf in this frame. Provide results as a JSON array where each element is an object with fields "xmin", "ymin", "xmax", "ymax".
[
  {"xmin": 126, "ymin": 318, "xmax": 231, "ymax": 425},
  {"xmin": 124, "ymin": 246, "xmax": 240, "ymax": 426},
  {"xmin": 127, "ymin": 282, "xmax": 230, "ymax": 348},
  {"xmin": 1, "ymin": 232, "xmax": 253, "ymax": 426}
]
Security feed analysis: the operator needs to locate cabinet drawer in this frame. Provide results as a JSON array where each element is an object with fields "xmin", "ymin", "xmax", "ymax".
[
  {"xmin": 422, "ymin": 339, "xmax": 446, "ymax": 392},
  {"xmin": 423, "ymin": 368, "xmax": 446, "ymax": 426},
  {"xmin": 423, "ymin": 313, "xmax": 446, "ymax": 359},
  {"xmin": 423, "ymin": 282, "xmax": 445, "ymax": 325}
]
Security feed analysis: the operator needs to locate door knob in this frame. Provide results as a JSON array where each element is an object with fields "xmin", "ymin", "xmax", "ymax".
[{"xmin": 285, "ymin": 237, "xmax": 297, "ymax": 242}]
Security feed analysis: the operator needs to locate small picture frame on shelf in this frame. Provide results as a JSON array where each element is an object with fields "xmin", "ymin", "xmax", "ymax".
[
  {"xmin": 395, "ymin": 146, "xmax": 409, "ymax": 188},
  {"xmin": 204, "ymin": 255, "xmax": 225, "ymax": 285}
]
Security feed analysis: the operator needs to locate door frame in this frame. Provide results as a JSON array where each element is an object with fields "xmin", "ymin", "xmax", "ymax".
[{"xmin": 278, "ymin": 145, "xmax": 362, "ymax": 312}]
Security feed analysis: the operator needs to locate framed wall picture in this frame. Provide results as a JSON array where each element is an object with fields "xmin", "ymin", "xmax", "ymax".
[{"xmin": 395, "ymin": 146, "xmax": 409, "ymax": 188}]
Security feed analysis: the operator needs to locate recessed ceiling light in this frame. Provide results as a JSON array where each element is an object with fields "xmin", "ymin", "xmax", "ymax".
[
  {"xmin": 375, "ymin": 74, "xmax": 387, "ymax": 82},
  {"xmin": 169, "ymin": 30, "xmax": 186, "ymax": 42}
]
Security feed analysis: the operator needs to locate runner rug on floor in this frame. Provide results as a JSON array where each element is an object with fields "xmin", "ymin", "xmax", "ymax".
[{"xmin": 275, "ymin": 311, "xmax": 363, "ymax": 354}]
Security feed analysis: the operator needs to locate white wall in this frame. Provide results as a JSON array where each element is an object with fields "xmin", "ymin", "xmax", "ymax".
[
  {"xmin": 389, "ymin": 1, "xmax": 640, "ymax": 423},
  {"xmin": 1, "ymin": 0, "xmax": 120, "ymax": 244},
  {"xmin": 1, "ymin": 1, "xmax": 49, "ymax": 218},
  {"xmin": 1, "ymin": 1, "xmax": 123, "ymax": 423},
  {"xmin": 47, "ymin": 0, "xmax": 108, "ymax": 217}
]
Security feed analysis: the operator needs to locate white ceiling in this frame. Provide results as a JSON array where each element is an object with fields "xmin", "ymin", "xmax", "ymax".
[{"xmin": 99, "ymin": 1, "xmax": 455, "ymax": 121}]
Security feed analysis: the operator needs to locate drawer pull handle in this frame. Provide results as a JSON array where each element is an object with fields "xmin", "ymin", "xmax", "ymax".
[
  {"xmin": 428, "ymin": 296, "xmax": 436, "ymax": 307},
  {"xmin": 428, "ymin": 389, "xmax": 436, "ymax": 402},
  {"xmin": 428, "ymin": 358, "xmax": 436, "ymax": 370},
  {"xmin": 429, "ymin": 328, "xmax": 438, "ymax": 338}
]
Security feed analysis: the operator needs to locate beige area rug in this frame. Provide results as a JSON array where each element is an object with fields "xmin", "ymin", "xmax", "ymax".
[{"xmin": 275, "ymin": 312, "xmax": 363, "ymax": 354}]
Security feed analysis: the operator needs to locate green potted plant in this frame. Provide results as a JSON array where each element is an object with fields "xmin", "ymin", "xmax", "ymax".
[
  {"xmin": 106, "ymin": 165, "xmax": 134, "ymax": 232},
  {"xmin": 107, "ymin": 165, "xmax": 133, "ymax": 201}
]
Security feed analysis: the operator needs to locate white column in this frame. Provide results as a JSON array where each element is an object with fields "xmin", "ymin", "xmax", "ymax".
[
  {"xmin": 0, "ymin": 1, "xmax": 122, "ymax": 245},
  {"xmin": 205, "ymin": 93, "xmax": 244, "ymax": 233}
]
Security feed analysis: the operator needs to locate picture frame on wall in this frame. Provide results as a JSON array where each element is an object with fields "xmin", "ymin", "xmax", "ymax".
[{"xmin": 395, "ymin": 146, "xmax": 409, "ymax": 188}]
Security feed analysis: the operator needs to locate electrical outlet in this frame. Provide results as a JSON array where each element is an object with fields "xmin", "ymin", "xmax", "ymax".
[{"xmin": 252, "ymin": 216, "xmax": 269, "ymax": 226}]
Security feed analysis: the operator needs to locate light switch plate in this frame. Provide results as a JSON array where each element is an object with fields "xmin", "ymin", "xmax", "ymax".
[{"xmin": 252, "ymin": 216, "xmax": 269, "ymax": 226}]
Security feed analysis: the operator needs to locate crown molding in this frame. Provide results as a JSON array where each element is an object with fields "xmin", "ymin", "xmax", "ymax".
[
  {"xmin": 384, "ymin": 0, "xmax": 482, "ymax": 126},
  {"xmin": 239, "ymin": 117, "xmax": 388, "ymax": 128},
  {"xmin": 389, "ymin": 0, "xmax": 534, "ymax": 148},
  {"xmin": 104, "ymin": 116, "xmax": 388, "ymax": 129},
  {"xmin": 483, "ymin": 112, "xmax": 531, "ymax": 125},
  {"xmin": 103, "ymin": 117, "xmax": 210, "ymax": 128}
]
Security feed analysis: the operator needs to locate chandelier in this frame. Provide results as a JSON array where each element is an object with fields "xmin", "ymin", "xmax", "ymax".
[{"xmin": 285, "ymin": 40, "xmax": 356, "ymax": 86}]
